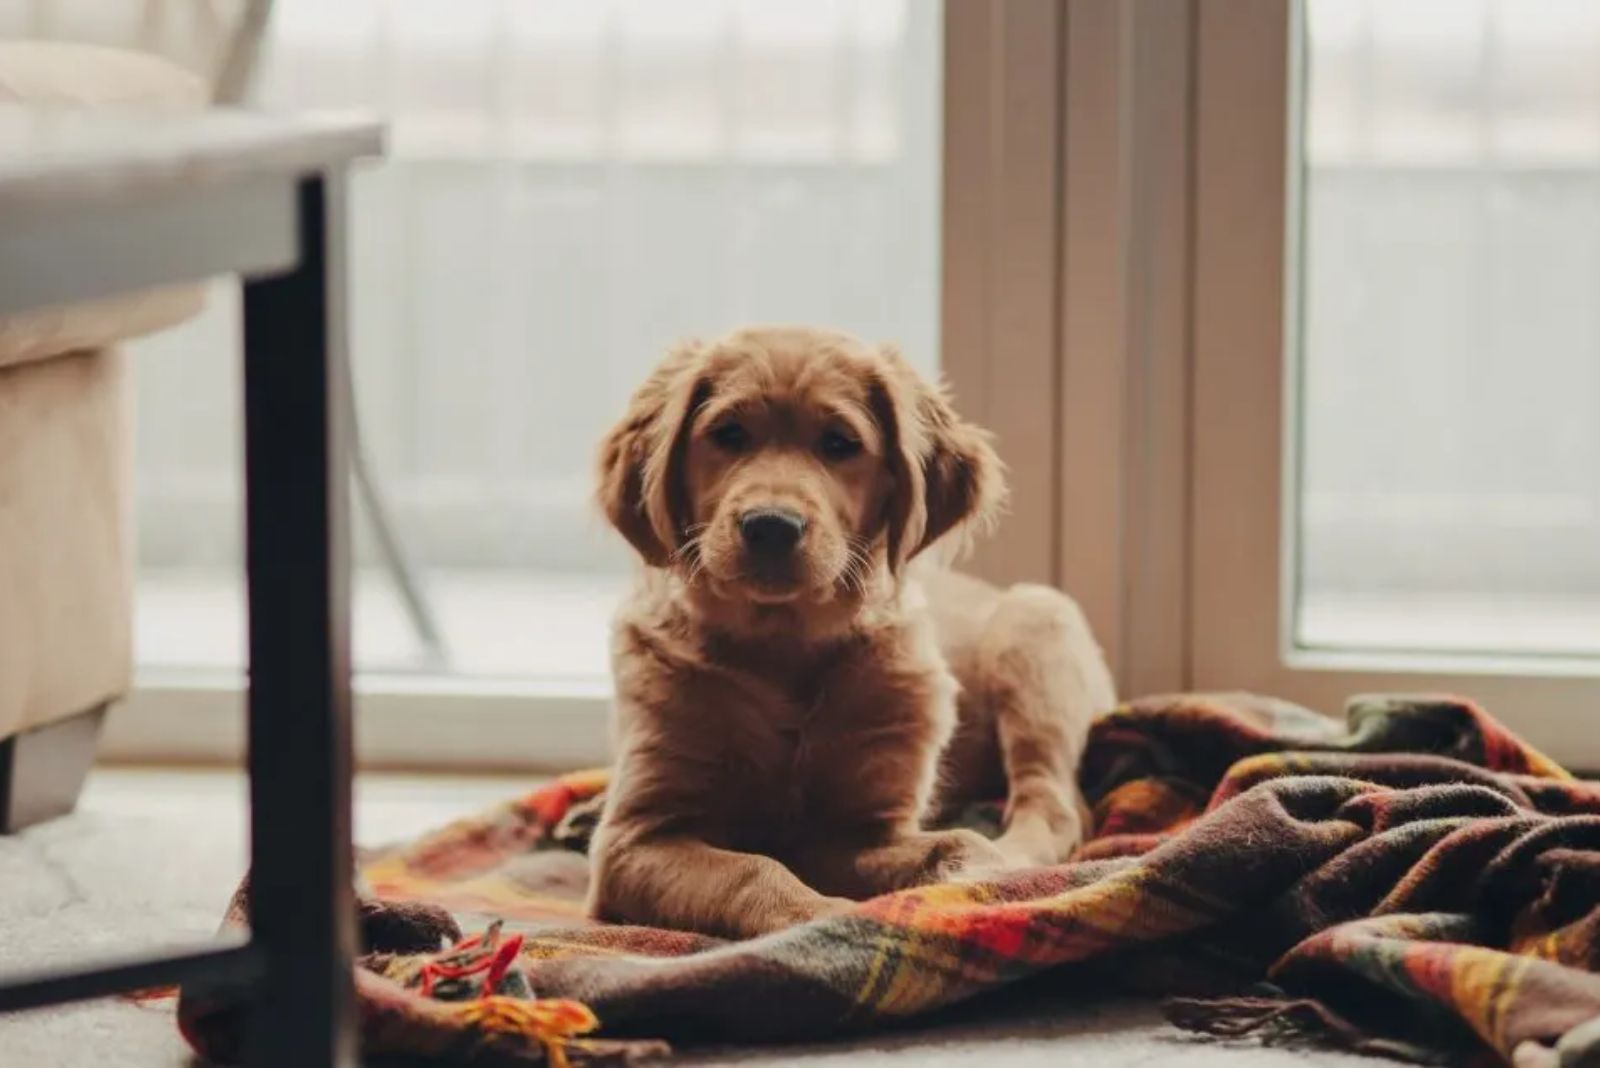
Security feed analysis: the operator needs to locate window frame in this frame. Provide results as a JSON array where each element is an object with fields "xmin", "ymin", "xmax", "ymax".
[{"xmin": 943, "ymin": 0, "xmax": 1195, "ymax": 699}]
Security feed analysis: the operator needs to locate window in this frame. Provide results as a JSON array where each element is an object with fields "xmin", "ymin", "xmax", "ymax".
[
  {"xmin": 117, "ymin": 1, "xmax": 1595, "ymax": 771},
  {"xmin": 1190, "ymin": 0, "xmax": 1600, "ymax": 767},
  {"xmin": 1297, "ymin": 0, "xmax": 1600, "ymax": 659},
  {"xmin": 118, "ymin": 0, "xmax": 944, "ymax": 762}
]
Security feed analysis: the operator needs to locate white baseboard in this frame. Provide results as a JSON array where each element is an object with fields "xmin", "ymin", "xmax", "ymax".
[{"xmin": 103, "ymin": 670, "xmax": 614, "ymax": 772}]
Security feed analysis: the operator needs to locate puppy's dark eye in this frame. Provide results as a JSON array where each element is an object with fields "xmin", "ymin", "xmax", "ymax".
[
  {"xmin": 819, "ymin": 429, "xmax": 862, "ymax": 461},
  {"xmin": 710, "ymin": 421, "xmax": 750, "ymax": 451}
]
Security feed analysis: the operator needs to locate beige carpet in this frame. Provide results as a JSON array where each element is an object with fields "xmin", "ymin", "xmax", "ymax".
[{"xmin": 0, "ymin": 768, "xmax": 1388, "ymax": 1067}]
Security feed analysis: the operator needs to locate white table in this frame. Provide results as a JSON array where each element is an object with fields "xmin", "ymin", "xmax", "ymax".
[{"xmin": 0, "ymin": 108, "xmax": 382, "ymax": 1068}]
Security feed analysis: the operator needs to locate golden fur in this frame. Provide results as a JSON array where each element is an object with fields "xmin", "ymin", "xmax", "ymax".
[{"xmin": 589, "ymin": 326, "xmax": 1115, "ymax": 939}]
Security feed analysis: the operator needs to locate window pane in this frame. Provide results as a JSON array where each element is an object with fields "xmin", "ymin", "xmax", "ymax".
[
  {"xmin": 1297, "ymin": 0, "xmax": 1600, "ymax": 657},
  {"xmin": 132, "ymin": 0, "xmax": 943, "ymax": 679}
]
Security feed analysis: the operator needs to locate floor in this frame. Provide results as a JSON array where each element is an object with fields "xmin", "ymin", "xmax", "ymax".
[{"xmin": 0, "ymin": 768, "xmax": 1388, "ymax": 1067}]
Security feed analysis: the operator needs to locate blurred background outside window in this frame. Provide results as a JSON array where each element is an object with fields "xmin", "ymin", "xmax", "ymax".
[
  {"xmin": 124, "ymin": 0, "xmax": 943, "ymax": 684},
  {"xmin": 1297, "ymin": 0, "xmax": 1600, "ymax": 658}
]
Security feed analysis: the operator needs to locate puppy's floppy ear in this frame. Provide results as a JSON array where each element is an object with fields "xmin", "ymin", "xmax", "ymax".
[
  {"xmin": 872, "ymin": 345, "xmax": 1006, "ymax": 571},
  {"xmin": 596, "ymin": 342, "xmax": 709, "ymax": 566}
]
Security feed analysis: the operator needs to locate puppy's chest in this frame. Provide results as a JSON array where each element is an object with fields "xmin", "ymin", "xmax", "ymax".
[{"xmin": 710, "ymin": 670, "xmax": 945, "ymax": 847}]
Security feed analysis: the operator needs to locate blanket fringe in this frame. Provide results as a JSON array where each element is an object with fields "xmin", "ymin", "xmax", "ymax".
[
  {"xmin": 449, "ymin": 994, "xmax": 598, "ymax": 1068},
  {"xmin": 1165, "ymin": 995, "xmax": 1338, "ymax": 1039},
  {"xmin": 1163, "ymin": 995, "xmax": 1450, "ymax": 1065}
]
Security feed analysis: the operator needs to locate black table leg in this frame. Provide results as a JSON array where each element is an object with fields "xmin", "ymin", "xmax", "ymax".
[{"xmin": 241, "ymin": 173, "xmax": 358, "ymax": 1068}]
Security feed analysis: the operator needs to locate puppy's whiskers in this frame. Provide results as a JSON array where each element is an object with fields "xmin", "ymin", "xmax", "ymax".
[
  {"xmin": 837, "ymin": 535, "xmax": 873, "ymax": 598},
  {"xmin": 674, "ymin": 524, "xmax": 709, "ymax": 584}
]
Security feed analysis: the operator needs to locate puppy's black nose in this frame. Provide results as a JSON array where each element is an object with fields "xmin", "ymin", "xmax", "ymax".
[{"xmin": 739, "ymin": 508, "xmax": 806, "ymax": 556}]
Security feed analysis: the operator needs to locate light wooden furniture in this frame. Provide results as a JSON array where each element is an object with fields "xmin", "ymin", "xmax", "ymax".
[{"xmin": 0, "ymin": 39, "xmax": 211, "ymax": 831}]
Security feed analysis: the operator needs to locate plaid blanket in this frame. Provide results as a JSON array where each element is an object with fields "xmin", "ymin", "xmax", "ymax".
[{"xmin": 178, "ymin": 693, "xmax": 1600, "ymax": 1067}]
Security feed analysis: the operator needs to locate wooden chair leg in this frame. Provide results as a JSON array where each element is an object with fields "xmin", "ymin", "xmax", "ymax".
[{"xmin": 0, "ymin": 702, "xmax": 107, "ymax": 833}]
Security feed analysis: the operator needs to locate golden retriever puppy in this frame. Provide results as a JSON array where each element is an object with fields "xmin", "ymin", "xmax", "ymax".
[{"xmin": 588, "ymin": 326, "xmax": 1114, "ymax": 939}]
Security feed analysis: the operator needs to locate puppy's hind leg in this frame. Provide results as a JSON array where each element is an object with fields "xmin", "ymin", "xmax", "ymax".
[{"xmin": 979, "ymin": 585, "xmax": 1115, "ymax": 867}]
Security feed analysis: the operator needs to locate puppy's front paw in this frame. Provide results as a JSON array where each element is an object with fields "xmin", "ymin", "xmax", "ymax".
[{"xmin": 358, "ymin": 897, "xmax": 462, "ymax": 954}]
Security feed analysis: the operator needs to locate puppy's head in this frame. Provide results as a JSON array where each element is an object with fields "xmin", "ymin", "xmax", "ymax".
[{"xmin": 596, "ymin": 326, "xmax": 1004, "ymax": 610}]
